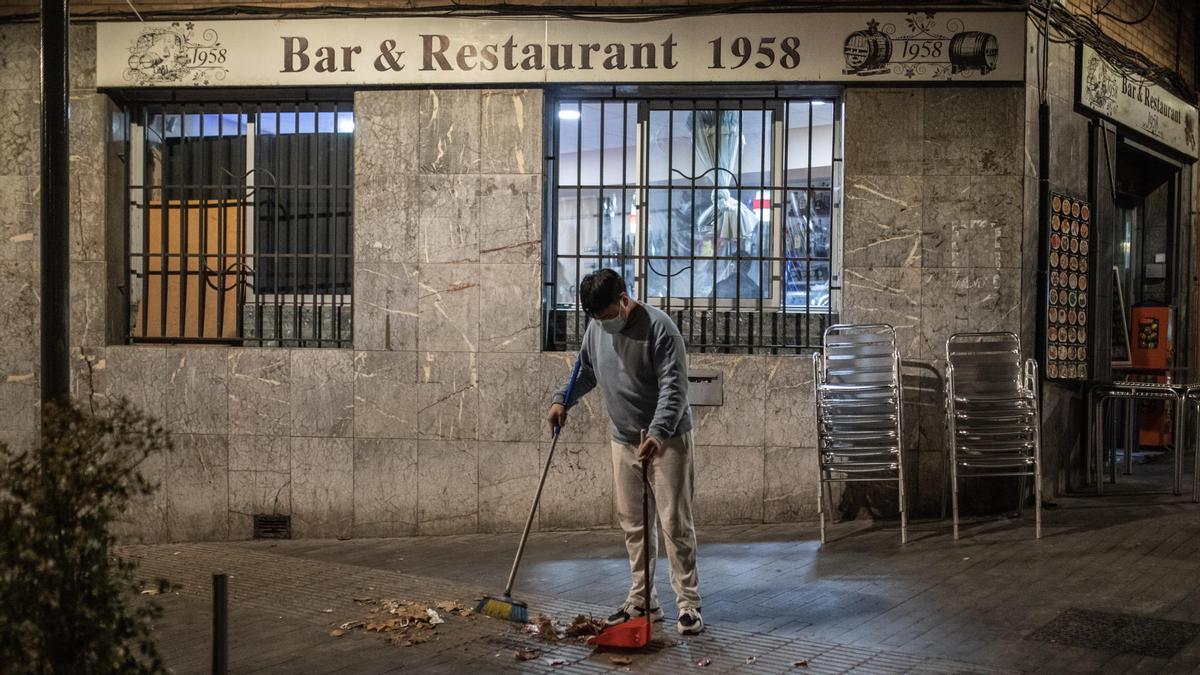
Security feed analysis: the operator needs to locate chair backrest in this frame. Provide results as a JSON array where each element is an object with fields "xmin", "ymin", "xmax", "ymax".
[
  {"xmin": 820, "ymin": 324, "xmax": 899, "ymax": 387},
  {"xmin": 946, "ymin": 332, "xmax": 1024, "ymax": 399}
]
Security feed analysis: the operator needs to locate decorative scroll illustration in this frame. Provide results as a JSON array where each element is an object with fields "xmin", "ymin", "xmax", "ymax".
[
  {"xmin": 125, "ymin": 22, "xmax": 228, "ymax": 86},
  {"xmin": 1045, "ymin": 192, "xmax": 1092, "ymax": 382},
  {"xmin": 842, "ymin": 12, "xmax": 998, "ymax": 79}
]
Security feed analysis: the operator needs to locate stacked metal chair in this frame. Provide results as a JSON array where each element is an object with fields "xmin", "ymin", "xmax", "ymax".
[
  {"xmin": 812, "ymin": 324, "xmax": 908, "ymax": 545},
  {"xmin": 944, "ymin": 332, "xmax": 1043, "ymax": 539}
]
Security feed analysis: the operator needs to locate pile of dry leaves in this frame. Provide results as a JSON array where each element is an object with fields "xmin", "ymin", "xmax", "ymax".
[
  {"xmin": 523, "ymin": 614, "xmax": 605, "ymax": 642},
  {"xmin": 329, "ymin": 599, "xmax": 474, "ymax": 647}
]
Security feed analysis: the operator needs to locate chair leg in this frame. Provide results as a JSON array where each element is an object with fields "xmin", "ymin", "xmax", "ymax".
[
  {"xmin": 1035, "ymin": 464, "xmax": 1043, "ymax": 540},
  {"xmin": 951, "ymin": 453, "xmax": 960, "ymax": 541},
  {"xmin": 817, "ymin": 472, "xmax": 826, "ymax": 545},
  {"xmin": 1016, "ymin": 475, "xmax": 1025, "ymax": 518},
  {"xmin": 1173, "ymin": 397, "xmax": 1185, "ymax": 496}
]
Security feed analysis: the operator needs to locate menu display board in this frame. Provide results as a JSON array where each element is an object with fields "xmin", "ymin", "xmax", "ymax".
[{"xmin": 1045, "ymin": 192, "xmax": 1091, "ymax": 380}]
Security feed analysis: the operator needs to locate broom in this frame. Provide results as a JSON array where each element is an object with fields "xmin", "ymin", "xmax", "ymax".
[{"xmin": 476, "ymin": 356, "xmax": 583, "ymax": 623}]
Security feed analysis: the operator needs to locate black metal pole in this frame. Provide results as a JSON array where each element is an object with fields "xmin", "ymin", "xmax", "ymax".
[
  {"xmin": 40, "ymin": 0, "xmax": 70, "ymax": 405},
  {"xmin": 212, "ymin": 573, "xmax": 228, "ymax": 675}
]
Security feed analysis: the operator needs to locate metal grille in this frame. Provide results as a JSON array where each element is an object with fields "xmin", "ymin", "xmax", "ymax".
[
  {"xmin": 1028, "ymin": 608, "xmax": 1200, "ymax": 658},
  {"xmin": 545, "ymin": 87, "xmax": 842, "ymax": 353},
  {"xmin": 126, "ymin": 101, "xmax": 354, "ymax": 347}
]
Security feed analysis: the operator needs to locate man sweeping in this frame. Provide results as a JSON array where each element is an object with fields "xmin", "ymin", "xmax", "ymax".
[{"xmin": 547, "ymin": 268, "xmax": 703, "ymax": 636}]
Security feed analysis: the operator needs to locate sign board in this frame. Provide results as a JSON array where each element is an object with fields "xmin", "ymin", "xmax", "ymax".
[
  {"xmin": 97, "ymin": 12, "xmax": 1025, "ymax": 88},
  {"xmin": 1078, "ymin": 44, "xmax": 1199, "ymax": 159}
]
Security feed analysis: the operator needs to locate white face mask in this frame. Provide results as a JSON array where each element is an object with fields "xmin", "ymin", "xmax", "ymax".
[{"xmin": 596, "ymin": 298, "xmax": 628, "ymax": 334}]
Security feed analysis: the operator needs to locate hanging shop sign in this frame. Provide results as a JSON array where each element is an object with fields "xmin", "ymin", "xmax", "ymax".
[
  {"xmin": 1044, "ymin": 191, "xmax": 1092, "ymax": 382},
  {"xmin": 97, "ymin": 12, "xmax": 1024, "ymax": 88},
  {"xmin": 1078, "ymin": 44, "xmax": 1199, "ymax": 160}
]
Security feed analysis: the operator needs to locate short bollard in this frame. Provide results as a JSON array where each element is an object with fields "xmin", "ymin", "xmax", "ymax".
[{"xmin": 213, "ymin": 573, "xmax": 227, "ymax": 675}]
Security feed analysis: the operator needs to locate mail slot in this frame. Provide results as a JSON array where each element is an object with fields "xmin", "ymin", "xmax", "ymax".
[{"xmin": 688, "ymin": 369, "xmax": 723, "ymax": 406}]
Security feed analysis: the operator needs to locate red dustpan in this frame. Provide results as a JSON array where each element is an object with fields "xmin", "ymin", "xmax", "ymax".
[{"xmin": 589, "ymin": 445, "xmax": 654, "ymax": 650}]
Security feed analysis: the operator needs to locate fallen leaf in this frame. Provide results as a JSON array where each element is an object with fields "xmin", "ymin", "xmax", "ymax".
[
  {"xmin": 792, "ymin": 660, "xmax": 809, "ymax": 668},
  {"xmin": 746, "ymin": 656, "xmax": 757, "ymax": 664},
  {"xmin": 353, "ymin": 597, "xmax": 374, "ymax": 604},
  {"xmin": 329, "ymin": 628, "xmax": 345, "ymax": 637},
  {"xmin": 426, "ymin": 609, "xmax": 445, "ymax": 625},
  {"xmin": 548, "ymin": 658, "xmax": 567, "ymax": 666},
  {"xmin": 139, "ymin": 588, "xmax": 160, "ymax": 596},
  {"xmin": 536, "ymin": 614, "xmax": 560, "ymax": 641},
  {"xmin": 611, "ymin": 655, "xmax": 634, "ymax": 665},
  {"xmin": 697, "ymin": 658, "xmax": 712, "ymax": 667},
  {"xmin": 515, "ymin": 648, "xmax": 542, "ymax": 661},
  {"xmin": 565, "ymin": 614, "xmax": 604, "ymax": 638},
  {"xmin": 321, "ymin": 609, "xmax": 333, "ymax": 614},
  {"xmin": 338, "ymin": 620, "xmax": 365, "ymax": 631}
]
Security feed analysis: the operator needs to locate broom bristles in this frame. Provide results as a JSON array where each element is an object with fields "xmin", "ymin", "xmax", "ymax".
[{"xmin": 476, "ymin": 595, "xmax": 529, "ymax": 623}]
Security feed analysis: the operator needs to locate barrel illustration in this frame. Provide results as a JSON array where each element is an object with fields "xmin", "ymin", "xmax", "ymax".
[
  {"xmin": 949, "ymin": 31, "xmax": 998, "ymax": 74},
  {"xmin": 843, "ymin": 30, "xmax": 892, "ymax": 73}
]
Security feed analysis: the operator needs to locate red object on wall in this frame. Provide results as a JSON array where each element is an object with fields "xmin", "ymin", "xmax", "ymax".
[{"xmin": 1130, "ymin": 306, "xmax": 1173, "ymax": 447}]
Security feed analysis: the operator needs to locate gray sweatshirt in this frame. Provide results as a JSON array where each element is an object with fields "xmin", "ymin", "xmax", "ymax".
[{"xmin": 552, "ymin": 303, "xmax": 692, "ymax": 445}]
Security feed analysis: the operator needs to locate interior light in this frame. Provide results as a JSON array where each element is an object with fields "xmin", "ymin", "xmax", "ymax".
[
  {"xmin": 812, "ymin": 101, "xmax": 829, "ymax": 106},
  {"xmin": 559, "ymin": 109, "xmax": 582, "ymax": 120},
  {"xmin": 336, "ymin": 116, "xmax": 355, "ymax": 133}
]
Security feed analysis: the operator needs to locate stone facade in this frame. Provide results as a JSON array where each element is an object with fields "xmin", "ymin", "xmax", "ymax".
[{"xmin": 0, "ymin": 17, "xmax": 1087, "ymax": 543}]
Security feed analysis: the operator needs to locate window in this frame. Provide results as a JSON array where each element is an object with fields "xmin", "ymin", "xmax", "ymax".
[
  {"xmin": 545, "ymin": 88, "xmax": 842, "ymax": 353},
  {"xmin": 126, "ymin": 101, "xmax": 353, "ymax": 347}
]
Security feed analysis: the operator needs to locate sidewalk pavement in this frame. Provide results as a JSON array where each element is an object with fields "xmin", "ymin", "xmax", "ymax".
[{"xmin": 124, "ymin": 492, "xmax": 1200, "ymax": 674}]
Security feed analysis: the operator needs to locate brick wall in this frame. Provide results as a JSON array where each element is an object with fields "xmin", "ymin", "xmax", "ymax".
[{"xmin": 1062, "ymin": 0, "xmax": 1196, "ymax": 89}]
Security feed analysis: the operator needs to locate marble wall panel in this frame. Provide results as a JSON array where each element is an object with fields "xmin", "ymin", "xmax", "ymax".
[
  {"xmin": 919, "ymin": 268, "xmax": 971, "ymax": 359},
  {"xmin": 228, "ymin": 434, "xmax": 290, "ymax": 539},
  {"xmin": 477, "ymin": 351, "xmax": 558, "ymax": 443},
  {"xmin": 844, "ymin": 89, "xmax": 923, "ymax": 176},
  {"xmin": 924, "ymin": 87, "xmax": 1022, "ymax": 177},
  {"xmin": 111, "ymin": 449, "xmax": 168, "ymax": 545},
  {"xmin": 921, "ymin": 175, "xmax": 1023, "ymax": 269},
  {"xmin": 353, "ymin": 438, "xmax": 419, "ymax": 537},
  {"xmin": 481, "ymin": 89, "xmax": 542, "ymax": 175},
  {"xmin": 478, "ymin": 441, "xmax": 541, "ymax": 533},
  {"xmin": 540, "ymin": 441, "xmax": 612, "ymax": 530},
  {"xmin": 0, "ymin": 91, "xmax": 38, "ymax": 176},
  {"xmin": 68, "ymin": 25, "xmax": 96, "ymax": 91},
  {"xmin": 417, "ymin": 439, "xmax": 478, "ymax": 535},
  {"xmin": 353, "ymin": 349, "xmax": 419, "ymax": 439},
  {"xmin": 687, "ymin": 354, "xmax": 767, "ymax": 447},
  {"xmin": 417, "ymin": 263, "xmax": 479, "ymax": 352},
  {"xmin": 419, "ymin": 89, "xmax": 481, "ymax": 174},
  {"xmin": 841, "ymin": 266, "xmax": 922, "ymax": 357},
  {"xmin": 0, "ymin": 25, "xmax": 38, "ymax": 91},
  {"xmin": 164, "ymin": 347, "xmax": 229, "ymax": 435},
  {"xmin": 104, "ymin": 346, "xmax": 168, "ymax": 420},
  {"xmin": 694, "ymin": 445, "xmax": 765, "ymax": 525},
  {"xmin": 290, "ymin": 349, "xmax": 354, "ymax": 438},
  {"xmin": 479, "ymin": 263, "xmax": 540, "ymax": 352},
  {"xmin": 355, "ymin": 176, "xmax": 418, "ymax": 264},
  {"xmin": 480, "ymin": 174, "xmax": 541, "ymax": 264},
  {"xmin": 843, "ymin": 175, "xmax": 923, "ymax": 269},
  {"xmin": 764, "ymin": 445, "xmax": 819, "ymax": 522},
  {"xmin": 417, "ymin": 350, "xmax": 478, "ymax": 440},
  {"xmin": 0, "ymin": 175, "xmax": 36, "ymax": 260},
  {"xmin": 291, "ymin": 436, "xmax": 354, "ymax": 538},
  {"xmin": 1049, "ymin": 96, "xmax": 1090, "ymax": 198},
  {"xmin": 69, "ymin": 260, "xmax": 106, "ymax": 349},
  {"xmin": 227, "ymin": 349, "xmax": 291, "ymax": 437},
  {"xmin": 166, "ymin": 433, "xmax": 229, "ymax": 542},
  {"xmin": 354, "ymin": 262, "xmax": 419, "ymax": 352},
  {"xmin": 763, "ymin": 355, "xmax": 816, "ymax": 448},
  {"xmin": 418, "ymin": 175, "xmax": 480, "ymax": 264},
  {"xmin": 69, "ymin": 92, "xmax": 106, "ymax": 262},
  {"xmin": 355, "ymin": 90, "xmax": 420, "ymax": 179}
]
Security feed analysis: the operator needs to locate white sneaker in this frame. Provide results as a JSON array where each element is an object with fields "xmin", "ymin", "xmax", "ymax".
[
  {"xmin": 677, "ymin": 607, "xmax": 704, "ymax": 635},
  {"xmin": 605, "ymin": 602, "xmax": 664, "ymax": 626}
]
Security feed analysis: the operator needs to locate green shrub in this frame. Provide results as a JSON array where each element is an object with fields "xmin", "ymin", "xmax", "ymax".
[{"xmin": 0, "ymin": 399, "xmax": 173, "ymax": 674}]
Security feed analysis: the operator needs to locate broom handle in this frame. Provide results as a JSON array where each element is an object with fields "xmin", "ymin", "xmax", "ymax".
[
  {"xmin": 503, "ymin": 357, "xmax": 583, "ymax": 596},
  {"xmin": 641, "ymin": 430, "xmax": 651, "ymax": 620}
]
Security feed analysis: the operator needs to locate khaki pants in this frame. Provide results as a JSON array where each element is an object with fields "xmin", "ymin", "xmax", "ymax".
[{"xmin": 611, "ymin": 431, "xmax": 702, "ymax": 611}]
